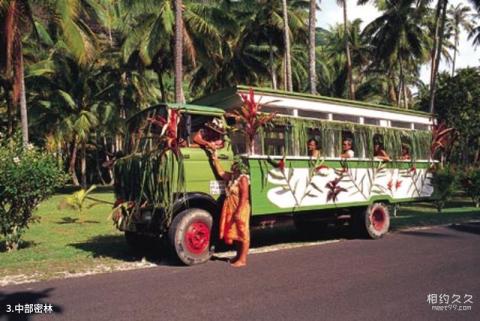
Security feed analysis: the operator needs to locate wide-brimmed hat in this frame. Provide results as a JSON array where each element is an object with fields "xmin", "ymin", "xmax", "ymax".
[{"xmin": 205, "ymin": 118, "xmax": 226, "ymax": 135}]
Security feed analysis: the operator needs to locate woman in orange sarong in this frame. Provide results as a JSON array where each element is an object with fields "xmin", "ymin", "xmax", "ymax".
[{"xmin": 211, "ymin": 152, "xmax": 250, "ymax": 267}]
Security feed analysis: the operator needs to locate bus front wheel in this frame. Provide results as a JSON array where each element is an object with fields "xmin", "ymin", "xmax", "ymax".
[
  {"xmin": 354, "ymin": 203, "xmax": 390, "ymax": 239},
  {"xmin": 168, "ymin": 208, "xmax": 213, "ymax": 266}
]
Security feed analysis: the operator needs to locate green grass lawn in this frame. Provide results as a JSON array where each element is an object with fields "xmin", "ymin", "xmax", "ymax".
[
  {"xmin": 0, "ymin": 192, "xmax": 132, "ymax": 281},
  {"xmin": 1, "ymin": 192, "xmax": 479, "ymax": 283}
]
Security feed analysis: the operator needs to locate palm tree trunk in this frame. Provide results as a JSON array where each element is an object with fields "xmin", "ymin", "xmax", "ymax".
[
  {"xmin": 156, "ymin": 69, "xmax": 167, "ymax": 102},
  {"xmin": 174, "ymin": 0, "xmax": 184, "ymax": 103},
  {"xmin": 452, "ymin": 30, "xmax": 458, "ymax": 76},
  {"xmin": 5, "ymin": 87, "xmax": 15, "ymax": 136},
  {"xmin": 81, "ymin": 140, "xmax": 87, "ymax": 188},
  {"xmin": 19, "ymin": 48, "xmax": 28, "ymax": 145},
  {"xmin": 282, "ymin": 0, "xmax": 293, "ymax": 91},
  {"xmin": 398, "ymin": 59, "xmax": 405, "ymax": 108},
  {"xmin": 103, "ymin": 136, "xmax": 114, "ymax": 184},
  {"xmin": 308, "ymin": 0, "xmax": 317, "ymax": 94},
  {"xmin": 269, "ymin": 41, "xmax": 278, "ymax": 90},
  {"xmin": 388, "ymin": 71, "xmax": 398, "ymax": 105},
  {"xmin": 69, "ymin": 138, "xmax": 80, "ymax": 186},
  {"xmin": 429, "ymin": 0, "xmax": 449, "ymax": 114},
  {"xmin": 429, "ymin": 0, "xmax": 443, "ymax": 86},
  {"xmin": 342, "ymin": 1, "xmax": 355, "ymax": 100}
]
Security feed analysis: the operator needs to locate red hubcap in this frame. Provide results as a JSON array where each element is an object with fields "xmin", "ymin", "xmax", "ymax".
[
  {"xmin": 184, "ymin": 221, "xmax": 210, "ymax": 254},
  {"xmin": 370, "ymin": 208, "xmax": 386, "ymax": 232}
]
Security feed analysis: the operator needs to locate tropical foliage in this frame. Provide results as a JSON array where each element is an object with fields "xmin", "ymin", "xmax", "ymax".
[
  {"xmin": 0, "ymin": 133, "xmax": 67, "ymax": 251},
  {"xmin": 1, "ymin": 0, "xmax": 480, "ymax": 190}
]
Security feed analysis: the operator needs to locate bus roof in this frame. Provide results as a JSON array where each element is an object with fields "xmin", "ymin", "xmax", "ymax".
[
  {"xmin": 128, "ymin": 103, "xmax": 225, "ymax": 123},
  {"xmin": 191, "ymin": 85, "xmax": 433, "ymax": 129},
  {"xmin": 169, "ymin": 103, "xmax": 225, "ymax": 116}
]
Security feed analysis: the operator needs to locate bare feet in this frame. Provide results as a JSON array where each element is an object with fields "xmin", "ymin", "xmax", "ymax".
[{"xmin": 230, "ymin": 260, "xmax": 246, "ymax": 267}]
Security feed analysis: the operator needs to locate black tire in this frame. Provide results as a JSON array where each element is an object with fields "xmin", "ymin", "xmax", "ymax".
[
  {"xmin": 353, "ymin": 203, "xmax": 390, "ymax": 239},
  {"xmin": 168, "ymin": 208, "xmax": 213, "ymax": 266}
]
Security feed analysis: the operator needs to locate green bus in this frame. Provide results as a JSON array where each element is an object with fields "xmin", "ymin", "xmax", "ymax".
[{"xmin": 113, "ymin": 86, "xmax": 435, "ymax": 265}]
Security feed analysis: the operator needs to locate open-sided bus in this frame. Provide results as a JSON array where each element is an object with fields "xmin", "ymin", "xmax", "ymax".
[{"xmin": 113, "ymin": 86, "xmax": 435, "ymax": 265}]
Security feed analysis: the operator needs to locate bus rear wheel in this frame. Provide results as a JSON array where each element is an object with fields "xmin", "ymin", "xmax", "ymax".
[
  {"xmin": 168, "ymin": 208, "xmax": 213, "ymax": 266},
  {"xmin": 353, "ymin": 203, "xmax": 390, "ymax": 239}
]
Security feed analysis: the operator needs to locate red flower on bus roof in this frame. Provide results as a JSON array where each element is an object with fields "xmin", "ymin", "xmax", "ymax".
[{"xmin": 228, "ymin": 88, "xmax": 276, "ymax": 154}]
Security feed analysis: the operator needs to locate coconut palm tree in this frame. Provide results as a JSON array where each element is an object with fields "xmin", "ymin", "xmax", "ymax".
[
  {"xmin": 308, "ymin": 0, "xmax": 318, "ymax": 94},
  {"xmin": 174, "ymin": 0, "xmax": 183, "ymax": 103},
  {"xmin": 120, "ymin": 0, "xmax": 225, "ymax": 101},
  {"xmin": 336, "ymin": 0, "xmax": 355, "ymax": 99},
  {"xmin": 447, "ymin": 3, "xmax": 474, "ymax": 75},
  {"xmin": 0, "ymin": 0, "xmax": 100, "ymax": 144},
  {"xmin": 189, "ymin": 0, "xmax": 307, "ymax": 94},
  {"xmin": 470, "ymin": 12, "xmax": 480, "ymax": 47},
  {"xmin": 0, "ymin": 0, "xmax": 36, "ymax": 143},
  {"xmin": 363, "ymin": 0, "xmax": 429, "ymax": 108},
  {"xmin": 282, "ymin": 0, "xmax": 293, "ymax": 91}
]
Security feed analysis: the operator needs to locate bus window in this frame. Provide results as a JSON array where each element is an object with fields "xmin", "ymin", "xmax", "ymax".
[
  {"xmin": 231, "ymin": 130, "xmax": 247, "ymax": 154},
  {"xmin": 264, "ymin": 126, "xmax": 289, "ymax": 156},
  {"xmin": 373, "ymin": 134, "xmax": 390, "ymax": 161},
  {"xmin": 340, "ymin": 131, "xmax": 355, "ymax": 158},
  {"xmin": 307, "ymin": 129, "xmax": 322, "ymax": 157},
  {"xmin": 183, "ymin": 114, "xmax": 220, "ymax": 147}
]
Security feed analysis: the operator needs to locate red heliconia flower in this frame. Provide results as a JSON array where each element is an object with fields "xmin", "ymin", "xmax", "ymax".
[
  {"xmin": 155, "ymin": 109, "xmax": 181, "ymax": 157},
  {"xmin": 230, "ymin": 88, "xmax": 276, "ymax": 154},
  {"xmin": 164, "ymin": 109, "xmax": 179, "ymax": 140},
  {"xmin": 113, "ymin": 198, "xmax": 125, "ymax": 208},
  {"xmin": 278, "ymin": 158, "xmax": 285, "ymax": 171},
  {"xmin": 395, "ymin": 180, "xmax": 403, "ymax": 190},
  {"xmin": 147, "ymin": 115, "xmax": 167, "ymax": 128},
  {"xmin": 430, "ymin": 121, "xmax": 455, "ymax": 156}
]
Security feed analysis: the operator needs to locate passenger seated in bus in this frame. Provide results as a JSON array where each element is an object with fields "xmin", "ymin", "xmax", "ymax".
[
  {"xmin": 307, "ymin": 138, "xmax": 321, "ymax": 158},
  {"xmin": 400, "ymin": 144, "xmax": 411, "ymax": 160},
  {"xmin": 340, "ymin": 138, "xmax": 354, "ymax": 158},
  {"xmin": 374, "ymin": 142, "xmax": 390, "ymax": 161},
  {"xmin": 192, "ymin": 118, "xmax": 226, "ymax": 150}
]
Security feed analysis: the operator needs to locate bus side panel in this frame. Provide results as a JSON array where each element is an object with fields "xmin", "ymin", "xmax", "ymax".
[
  {"xmin": 248, "ymin": 158, "xmax": 434, "ymax": 216},
  {"xmin": 182, "ymin": 147, "xmax": 232, "ymax": 199}
]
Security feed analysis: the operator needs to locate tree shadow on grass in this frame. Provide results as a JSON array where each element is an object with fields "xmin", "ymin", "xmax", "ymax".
[
  {"xmin": 56, "ymin": 217, "xmax": 100, "ymax": 224},
  {"xmin": 0, "ymin": 288, "xmax": 63, "ymax": 321},
  {"xmin": 0, "ymin": 240, "xmax": 38, "ymax": 253},
  {"xmin": 69, "ymin": 234, "xmax": 181, "ymax": 266}
]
